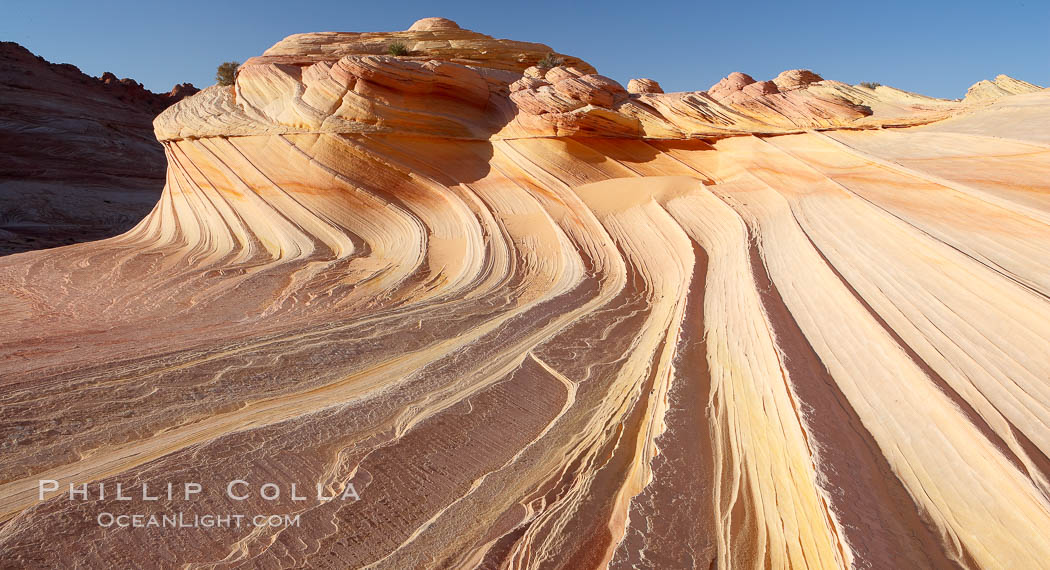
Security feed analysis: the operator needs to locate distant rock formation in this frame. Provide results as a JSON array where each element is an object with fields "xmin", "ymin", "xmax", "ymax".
[
  {"xmin": 98, "ymin": 71, "xmax": 200, "ymax": 114},
  {"xmin": 0, "ymin": 42, "xmax": 197, "ymax": 255},
  {"xmin": 964, "ymin": 74, "xmax": 1043, "ymax": 103}
]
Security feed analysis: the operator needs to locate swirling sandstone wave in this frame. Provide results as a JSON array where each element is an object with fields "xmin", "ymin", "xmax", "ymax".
[{"xmin": 1, "ymin": 18, "xmax": 1049, "ymax": 569}]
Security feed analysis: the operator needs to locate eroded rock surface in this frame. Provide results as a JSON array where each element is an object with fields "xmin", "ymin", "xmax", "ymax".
[
  {"xmin": 627, "ymin": 78, "xmax": 662, "ymax": 94},
  {"xmin": 964, "ymin": 74, "xmax": 1043, "ymax": 103},
  {"xmin": 2, "ymin": 18, "xmax": 1049, "ymax": 570}
]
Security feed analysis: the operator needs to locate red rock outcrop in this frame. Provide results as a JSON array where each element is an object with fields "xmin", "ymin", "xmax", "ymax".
[
  {"xmin": 707, "ymin": 71, "xmax": 757, "ymax": 99},
  {"xmin": 99, "ymin": 71, "xmax": 200, "ymax": 113},
  {"xmin": 2, "ymin": 18, "xmax": 1050, "ymax": 570}
]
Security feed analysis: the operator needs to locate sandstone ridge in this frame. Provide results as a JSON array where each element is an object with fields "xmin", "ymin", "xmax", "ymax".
[
  {"xmin": 157, "ymin": 18, "xmax": 993, "ymax": 142},
  {"xmin": 964, "ymin": 74, "xmax": 1043, "ymax": 103}
]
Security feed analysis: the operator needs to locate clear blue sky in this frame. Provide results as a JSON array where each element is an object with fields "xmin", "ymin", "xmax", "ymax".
[{"xmin": 4, "ymin": 0, "xmax": 1046, "ymax": 99}]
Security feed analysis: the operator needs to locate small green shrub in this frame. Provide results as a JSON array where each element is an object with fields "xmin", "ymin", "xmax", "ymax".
[
  {"xmin": 215, "ymin": 61, "xmax": 240, "ymax": 86},
  {"xmin": 387, "ymin": 42, "xmax": 409, "ymax": 56},
  {"xmin": 537, "ymin": 53, "xmax": 565, "ymax": 70},
  {"xmin": 859, "ymin": 81, "xmax": 882, "ymax": 89}
]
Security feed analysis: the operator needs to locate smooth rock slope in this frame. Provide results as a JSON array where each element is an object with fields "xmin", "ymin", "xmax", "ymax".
[{"xmin": 1, "ymin": 18, "xmax": 1049, "ymax": 569}]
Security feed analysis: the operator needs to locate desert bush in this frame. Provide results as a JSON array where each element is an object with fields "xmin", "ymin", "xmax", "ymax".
[
  {"xmin": 215, "ymin": 62, "xmax": 240, "ymax": 86},
  {"xmin": 859, "ymin": 81, "xmax": 882, "ymax": 89},
  {"xmin": 537, "ymin": 53, "xmax": 565, "ymax": 69},
  {"xmin": 387, "ymin": 42, "xmax": 409, "ymax": 56}
]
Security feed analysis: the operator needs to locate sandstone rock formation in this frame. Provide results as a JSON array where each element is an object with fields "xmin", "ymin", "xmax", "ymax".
[
  {"xmin": 1, "ymin": 18, "xmax": 1049, "ymax": 569},
  {"xmin": 0, "ymin": 42, "xmax": 197, "ymax": 254},
  {"xmin": 627, "ymin": 78, "xmax": 662, "ymax": 94},
  {"xmin": 964, "ymin": 74, "xmax": 1042, "ymax": 103}
]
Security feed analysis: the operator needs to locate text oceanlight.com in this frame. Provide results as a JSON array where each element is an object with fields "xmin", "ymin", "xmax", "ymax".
[{"xmin": 97, "ymin": 512, "xmax": 302, "ymax": 529}]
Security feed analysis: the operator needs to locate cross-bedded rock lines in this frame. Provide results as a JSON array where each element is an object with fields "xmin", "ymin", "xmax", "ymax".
[{"xmin": 2, "ymin": 17, "xmax": 1049, "ymax": 569}]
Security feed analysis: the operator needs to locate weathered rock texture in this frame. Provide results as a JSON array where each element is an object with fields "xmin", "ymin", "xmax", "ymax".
[
  {"xmin": 627, "ymin": 78, "xmax": 662, "ymax": 94},
  {"xmin": 1, "ymin": 18, "xmax": 1049, "ymax": 569},
  {"xmin": 964, "ymin": 74, "xmax": 1043, "ymax": 103},
  {"xmin": 0, "ymin": 42, "xmax": 197, "ymax": 255}
]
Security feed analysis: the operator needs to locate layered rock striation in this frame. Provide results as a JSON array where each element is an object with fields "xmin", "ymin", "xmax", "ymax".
[
  {"xmin": 156, "ymin": 31, "xmax": 970, "ymax": 144},
  {"xmin": 964, "ymin": 74, "xmax": 1043, "ymax": 103},
  {"xmin": 1, "ymin": 18, "xmax": 1049, "ymax": 569}
]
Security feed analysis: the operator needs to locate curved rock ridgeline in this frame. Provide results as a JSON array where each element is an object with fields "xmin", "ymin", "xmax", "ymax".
[
  {"xmin": 156, "ymin": 19, "xmax": 982, "ymax": 143},
  {"xmin": 964, "ymin": 74, "xmax": 1043, "ymax": 103},
  {"xmin": 2, "ymin": 17, "xmax": 1050, "ymax": 569}
]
